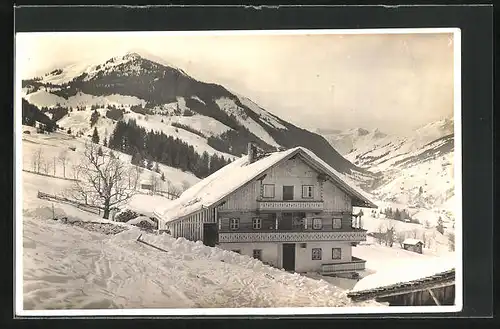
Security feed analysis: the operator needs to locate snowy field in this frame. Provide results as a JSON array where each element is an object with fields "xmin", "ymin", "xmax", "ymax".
[
  {"xmin": 21, "ymin": 128, "xmax": 200, "ymax": 193},
  {"xmin": 18, "ymin": 127, "xmax": 457, "ymax": 312},
  {"xmin": 20, "ymin": 170, "xmax": 380, "ymax": 310}
]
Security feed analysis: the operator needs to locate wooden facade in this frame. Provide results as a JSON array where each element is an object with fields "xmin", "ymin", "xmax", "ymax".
[
  {"xmin": 347, "ymin": 269, "xmax": 455, "ymax": 306},
  {"xmin": 403, "ymin": 241, "xmax": 424, "ymax": 254},
  {"xmin": 376, "ymin": 285, "xmax": 455, "ymax": 306},
  {"xmin": 158, "ymin": 145, "xmax": 377, "ymax": 273}
]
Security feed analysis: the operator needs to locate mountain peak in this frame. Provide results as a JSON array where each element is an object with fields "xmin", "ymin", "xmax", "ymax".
[{"xmin": 123, "ymin": 52, "xmax": 142, "ymax": 61}]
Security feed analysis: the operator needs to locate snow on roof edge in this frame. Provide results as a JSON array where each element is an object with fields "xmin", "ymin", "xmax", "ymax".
[{"xmin": 154, "ymin": 146, "xmax": 377, "ymax": 224}]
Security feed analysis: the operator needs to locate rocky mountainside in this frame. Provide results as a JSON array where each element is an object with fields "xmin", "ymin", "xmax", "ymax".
[
  {"xmin": 22, "ymin": 51, "xmax": 376, "ymax": 183},
  {"xmin": 319, "ymin": 118, "xmax": 455, "ymax": 209}
]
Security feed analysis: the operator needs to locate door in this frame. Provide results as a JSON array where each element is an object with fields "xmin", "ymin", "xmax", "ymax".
[
  {"xmin": 203, "ymin": 223, "xmax": 218, "ymax": 247},
  {"xmin": 283, "ymin": 186, "xmax": 294, "ymax": 201},
  {"xmin": 282, "ymin": 243, "xmax": 296, "ymax": 272},
  {"xmin": 280, "ymin": 212, "xmax": 293, "ymax": 230}
]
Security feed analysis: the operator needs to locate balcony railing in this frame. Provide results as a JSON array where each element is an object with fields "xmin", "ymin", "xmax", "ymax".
[
  {"xmin": 218, "ymin": 230, "xmax": 367, "ymax": 243},
  {"xmin": 320, "ymin": 257, "xmax": 366, "ymax": 274},
  {"xmin": 257, "ymin": 200, "xmax": 324, "ymax": 211}
]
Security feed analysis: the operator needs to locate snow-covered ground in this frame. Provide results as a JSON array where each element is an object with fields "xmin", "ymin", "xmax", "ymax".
[
  {"xmin": 352, "ymin": 252, "xmax": 455, "ymax": 293},
  {"xmin": 53, "ymin": 104, "xmax": 236, "ymax": 160},
  {"xmin": 215, "ymin": 97, "xmax": 281, "ymax": 148},
  {"xmin": 20, "ymin": 167, "xmax": 380, "ymax": 311},
  {"xmin": 21, "ymin": 127, "xmax": 200, "ymax": 194},
  {"xmin": 357, "ymin": 209, "xmax": 454, "ymax": 255},
  {"xmin": 122, "ymin": 111, "xmax": 236, "ymax": 159},
  {"xmin": 24, "ymin": 90, "xmax": 147, "ymax": 109},
  {"xmin": 320, "ymin": 118, "xmax": 455, "ymax": 211}
]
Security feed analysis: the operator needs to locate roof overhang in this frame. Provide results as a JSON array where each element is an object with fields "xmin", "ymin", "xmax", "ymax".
[{"xmin": 347, "ymin": 269, "xmax": 455, "ymax": 302}]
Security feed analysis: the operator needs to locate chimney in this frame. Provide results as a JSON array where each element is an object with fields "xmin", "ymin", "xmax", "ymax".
[{"xmin": 247, "ymin": 142, "xmax": 257, "ymax": 164}]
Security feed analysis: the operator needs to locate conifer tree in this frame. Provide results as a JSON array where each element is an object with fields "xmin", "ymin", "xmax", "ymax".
[
  {"xmin": 90, "ymin": 110, "xmax": 99, "ymax": 127},
  {"xmin": 92, "ymin": 127, "xmax": 100, "ymax": 144},
  {"xmin": 436, "ymin": 217, "xmax": 445, "ymax": 235}
]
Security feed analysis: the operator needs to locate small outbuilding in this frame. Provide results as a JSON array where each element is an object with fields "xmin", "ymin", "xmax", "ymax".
[
  {"xmin": 140, "ymin": 178, "xmax": 154, "ymax": 191},
  {"xmin": 402, "ymin": 238, "xmax": 424, "ymax": 254}
]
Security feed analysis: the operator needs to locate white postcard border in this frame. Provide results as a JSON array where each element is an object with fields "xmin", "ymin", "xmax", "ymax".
[{"xmin": 14, "ymin": 27, "xmax": 463, "ymax": 317}]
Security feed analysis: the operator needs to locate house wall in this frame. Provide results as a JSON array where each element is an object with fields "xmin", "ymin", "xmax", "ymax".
[
  {"xmin": 218, "ymin": 210, "xmax": 353, "ymax": 232},
  {"xmin": 219, "ymin": 156, "xmax": 352, "ymax": 213},
  {"xmin": 165, "ymin": 206, "xmax": 217, "ymax": 241},
  {"xmin": 218, "ymin": 241, "xmax": 352, "ymax": 273},
  {"xmin": 294, "ymin": 241, "xmax": 352, "ymax": 273},
  {"xmin": 259, "ymin": 157, "xmax": 322, "ymax": 201},
  {"xmin": 323, "ymin": 180, "xmax": 351, "ymax": 212},
  {"xmin": 218, "ymin": 242, "xmax": 280, "ymax": 268}
]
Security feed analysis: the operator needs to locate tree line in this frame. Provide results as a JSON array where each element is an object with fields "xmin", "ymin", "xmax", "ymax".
[
  {"xmin": 107, "ymin": 119, "xmax": 232, "ymax": 178},
  {"xmin": 381, "ymin": 207, "xmax": 420, "ymax": 223}
]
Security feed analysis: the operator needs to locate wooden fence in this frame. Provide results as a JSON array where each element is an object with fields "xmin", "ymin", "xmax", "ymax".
[
  {"xmin": 23, "ymin": 169, "xmax": 80, "ymax": 182},
  {"xmin": 37, "ymin": 191, "xmax": 105, "ymax": 215}
]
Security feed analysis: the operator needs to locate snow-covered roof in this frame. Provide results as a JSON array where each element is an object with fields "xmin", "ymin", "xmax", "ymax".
[
  {"xmin": 402, "ymin": 238, "xmax": 424, "ymax": 245},
  {"xmin": 350, "ymin": 256, "xmax": 455, "ymax": 295},
  {"xmin": 154, "ymin": 146, "xmax": 377, "ymax": 224}
]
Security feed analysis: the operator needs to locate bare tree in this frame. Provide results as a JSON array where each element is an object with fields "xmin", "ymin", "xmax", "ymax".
[
  {"xmin": 421, "ymin": 231, "xmax": 428, "ymax": 248},
  {"xmin": 58, "ymin": 151, "xmax": 69, "ymax": 178},
  {"xmin": 166, "ymin": 180, "xmax": 183, "ymax": 199},
  {"xmin": 53, "ymin": 156, "xmax": 57, "ymax": 176},
  {"xmin": 31, "ymin": 147, "xmax": 43, "ymax": 173},
  {"xmin": 396, "ymin": 231, "xmax": 406, "ymax": 248},
  {"xmin": 71, "ymin": 162, "xmax": 80, "ymax": 180},
  {"xmin": 128, "ymin": 165, "xmax": 143, "ymax": 189},
  {"xmin": 375, "ymin": 224, "xmax": 384, "ymax": 245},
  {"xmin": 411, "ymin": 228, "xmax": 418, "ymax": 238},
  {"xmin": 41, "ymin": 157, "xmax": 51, "ymax": 175},
  {"xmin": 68, "ymin": 142, "xmax": 139, "ymax": 219},
  {"xmin": 384, "ymin": 227, "xmax": 394, "ymax": 247},
  {"xmin": 150, "ymin": 173, "xmax": 161, "ymax": 195}
]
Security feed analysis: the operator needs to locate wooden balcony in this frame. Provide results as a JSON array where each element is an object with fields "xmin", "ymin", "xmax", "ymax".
[
  {"xmin": 257, "ymin": 200, "xmax": 324, "ymax": 211},
  {"xmin": 218, "ymin": 229, "xmax": 367, "ymax": 243},
  {"xmin": 320, "ymin": 257, "xmax": 366, "ymax": 274}
]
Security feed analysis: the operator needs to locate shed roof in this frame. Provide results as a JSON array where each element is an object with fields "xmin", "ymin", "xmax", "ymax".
[
  {"xmin": 347, "ymin": 269, "xmax": 455, "ymax": 302},
  {"xmin": 403, "ymin": 238, "xmax": 424, "ymax": 245}
]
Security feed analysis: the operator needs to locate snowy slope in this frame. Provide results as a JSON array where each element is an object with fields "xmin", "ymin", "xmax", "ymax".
[
  {"xmin": 22, "ymin": 51, "xmax": 373, "ymax": 183},
  {"xmin": 53, "ymin": 106, "xmax": 236, "ymax": 160},
  {"xmin": 215, "ymin": 97, "xmax": 281, "ymax": 147},
  {"xmin": 21, "ymin": 169, "xmax": 380, "ymax": 310},
  {"xmin": 25, "ymin": 90, "xmax": 147, "ymax": 109},
  {"xmin": 351, "ymin": 249, "xmax": 455, "ymax": 292},
  {"xmin": 319, "ymin": 118, "xmax": 455, "ymax": 209},
  {"xmin": 21, "ymin": 126, "xmax": 200, "ymax": 193}
]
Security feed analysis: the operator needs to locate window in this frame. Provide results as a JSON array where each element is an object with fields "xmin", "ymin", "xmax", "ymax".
[
  {"xmin": 262, "ymin": 184, "xmax": 275, "ymax": 198},
  {"xmin": 283, "ymin": 186, "xmax": 294, "ymax": 200},
  {"xmin": 229, "ymin": 218, "xmax": 239, "ymax": 230},
  {"xmin": 332, "ymin": 217, "xmax": 342, "ymax": 229},
  {"xmin": 313, "ymin": 218, "xmax": 323, "ymax": 230},
  {"xmin": 252, "ymin": 217, "xmax": 262, "ymax": 230},
  {"xmin": 312, "ymin": 248, "xmax": 322, "ymax": 260},
  {"xmin": 253, "ymin": 249, "xmax": 262, "ymax": 260},
  {"xmin": 302, "ymin": 185, "xmax": 314, "ymax": 198},
  {"xmin": 232, "ymin": 249, "xmax": 241, "ymax": 254},
  {"xmin": 332, "ymin": 248, "xmax": 342, "ymax": 260}
]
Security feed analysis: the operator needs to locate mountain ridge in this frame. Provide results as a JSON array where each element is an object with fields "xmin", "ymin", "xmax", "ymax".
[{"xmin": 22, "ymin": 51, "xmax": 376, "ymax": 183}]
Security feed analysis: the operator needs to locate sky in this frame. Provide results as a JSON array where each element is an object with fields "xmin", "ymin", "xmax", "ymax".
[{"xmin": 16, "ymin": 31, "xmax": 456, "ymax": 135}]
